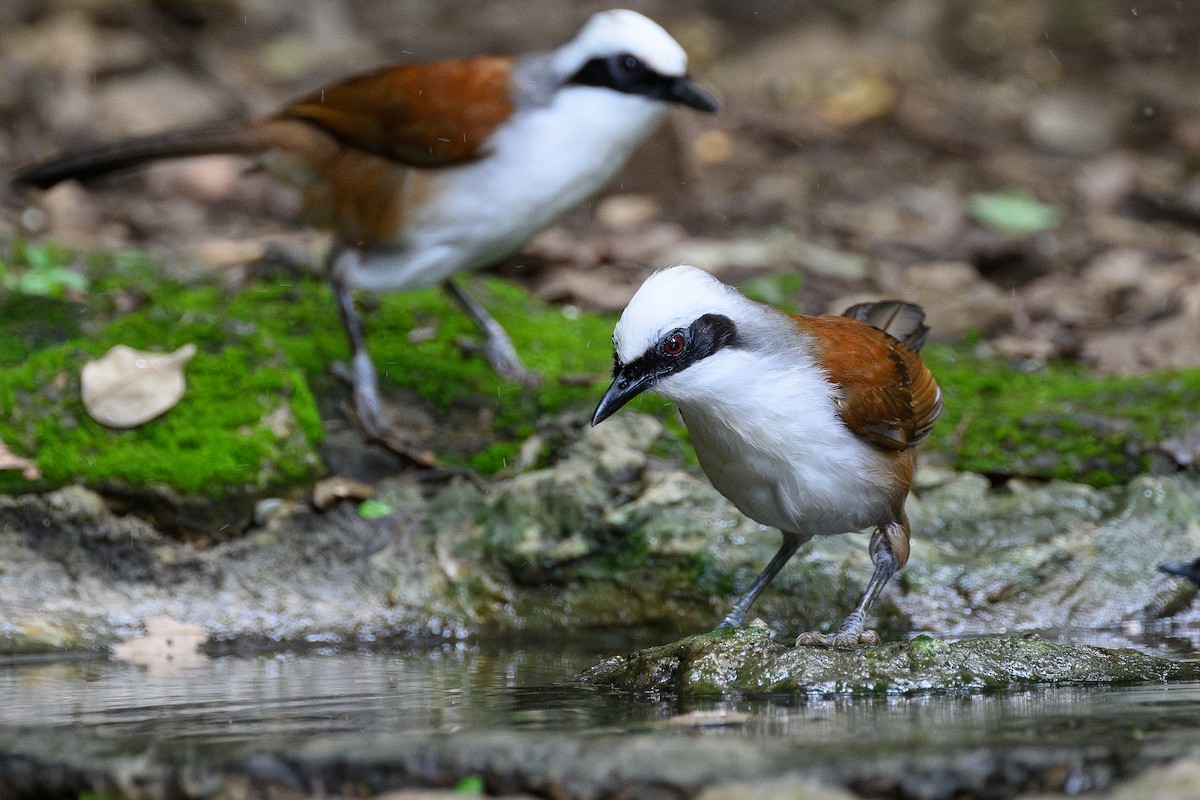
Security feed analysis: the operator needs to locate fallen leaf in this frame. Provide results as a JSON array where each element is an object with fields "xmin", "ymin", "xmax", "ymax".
[
  {"xmin": 0, "ymin": 437, "xmax": 39, "ymax": 480},
  {"xmin": 357, "ymin": 499, "xmax": 393, "ymax": 519},
  {"xmin": 81, "ymin": 343, "xmax": 197, "ymax": 428},
  {"xmin": 112, "ymin": 616, "xmax": 207, "ymax": 671},
  {"xmin": 312, "ymin": 475, "xmax": 376, "ymax": 510},
  {"xmin": 692, "ymin": 129, "xmax": 734, "ymax": 164},
  {"xmin": 662, "ymin": 709, "xmax": 754, "ymax": 728},
  {"xmin": 595, "ymin": 194, "xmax": 662, "ymax": 231},
  {"xmin": 968, "ymin": 191, "xmax": 1061, "ymax": 237}
]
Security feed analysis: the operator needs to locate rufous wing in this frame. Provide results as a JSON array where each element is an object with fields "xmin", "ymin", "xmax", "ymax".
[
  {"xmin": 793, "ymin": 315, "xmax": 943, "ymax": 451},
  {"xmin": 277, "ymin": 56, "xmax": 515, "ymax": 167}
]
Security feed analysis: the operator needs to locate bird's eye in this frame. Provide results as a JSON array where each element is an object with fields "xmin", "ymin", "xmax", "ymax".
[
  {"xmin": 612, "ymin": 54, "xmax": 644, "ymax": 78},
  {"xmin": 661, "ymin": 333, "xmax": 686, "ymax": 356}
]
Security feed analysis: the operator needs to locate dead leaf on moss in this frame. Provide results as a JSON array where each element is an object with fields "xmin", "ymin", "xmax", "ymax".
[
  {"xmin": 312, "ymin": 475, "xmax": 375, "ymax": 510},
  {"xmin": 0, "ymin": 437, "xmax": 39, "ymax": 480},
  {"xmin": 81, "ymin": 343, "xmax": 197, "ymax": 428},
  {"xmin": 112, "ymin": 616, "xmax": 207, "ymax": 671}
]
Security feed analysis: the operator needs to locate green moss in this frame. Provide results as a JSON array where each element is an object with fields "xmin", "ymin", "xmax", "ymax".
[
  {"xmin": 221, "ymin": 273, "xmax": 701, "ymax": 474},
  {"xmin": 582, "ymin": 629, "xmax": 1200, "ymax": 696},
  {"xmin": 0, "ymin": 332, "xmax": 322, "ymax": 499},
  {"xmin": 8, "ymin": 239, "xmax": 1200, "ymax": 494},
  {"xmin": 921, "ymin": 344, "xmax": 1200, "ymax": 486},
  {"xmin": 0, "ymin": 245, "xmax": 323, "ymax": 501}
]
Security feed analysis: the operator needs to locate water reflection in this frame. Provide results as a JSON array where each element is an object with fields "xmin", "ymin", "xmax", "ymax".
[{"xmin": 0, "ymin": 631, "xmax": 1197, "ymax": 755}]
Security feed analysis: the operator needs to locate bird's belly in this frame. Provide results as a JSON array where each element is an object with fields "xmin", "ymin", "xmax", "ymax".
[
  {"xmin": 341, "ymin": 91, "xmax": 666, "ymax": 292},
  {"xmin": 691, "ymin": 427, "xmax": 893, "ymax": 537}
]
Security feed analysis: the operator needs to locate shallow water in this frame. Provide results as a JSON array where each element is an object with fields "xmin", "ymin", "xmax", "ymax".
[{"xmin": 1, "ymin": 628, "xmax": 1198, "ymax": 797}]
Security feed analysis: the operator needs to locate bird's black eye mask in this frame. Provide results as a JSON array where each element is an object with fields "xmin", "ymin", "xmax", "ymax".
[
  {"xmin": 593, "ymin": 313, "xmax": 737, "ymax": 426},
  {"xmin": 616, "ymin": 313, "xmax": 739, "ymax": 384},
  {"xmin": 568, "ymin": 54, "xmax": 719, "ymax": 111}
]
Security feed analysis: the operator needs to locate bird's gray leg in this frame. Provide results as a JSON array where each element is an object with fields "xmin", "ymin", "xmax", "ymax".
[
  {"xmin": 719, "ymin": 531, "xmax": 811, "ymax": 628},
  {"xmin": 797, "ymin": 511, "xmax": 910, "ymax": 648},
  {"xmin": 442, "ymin": 280, "xmax": 541, "ymax": 387},
  {"xmin": 328, "ymin": 248, "xmax": 424, "ymax": 456}
]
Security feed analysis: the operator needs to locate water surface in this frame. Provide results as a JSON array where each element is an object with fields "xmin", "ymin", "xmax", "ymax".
[{"xmin": 1, "ymin": 628, "xmax": 1197, "ymax": 797}]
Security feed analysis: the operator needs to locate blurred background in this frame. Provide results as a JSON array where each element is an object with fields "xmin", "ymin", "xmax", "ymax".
[{"xmin": 3, "ymin": 0, "xmax": 1200, "ymax": 374}]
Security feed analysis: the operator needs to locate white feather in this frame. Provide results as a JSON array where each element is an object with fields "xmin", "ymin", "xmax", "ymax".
[
  {"xmin": 613, "ymin": 265, "xmax": 898, "ymax": 537},
  {"xmin": 551, "ymin": 9, "xmax": 689, "ymax": 78}
]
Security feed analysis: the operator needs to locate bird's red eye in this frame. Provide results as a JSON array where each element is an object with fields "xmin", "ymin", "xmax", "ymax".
[
  {"xmin": 618, "ymin": 54, "xmax": 642, "ymax": 74},
  {"xmin": 662, "ymin": 333, "xmax": 685, "ymax": 356}
]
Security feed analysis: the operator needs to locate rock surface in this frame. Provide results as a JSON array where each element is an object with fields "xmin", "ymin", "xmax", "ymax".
[
  {"xmin": 580, "ymin": 625, "xmax": 1200, "ymax": 695},
  {"xmin": 1, "ymin": 413, "xmax": 1199, "ymax": 653}
]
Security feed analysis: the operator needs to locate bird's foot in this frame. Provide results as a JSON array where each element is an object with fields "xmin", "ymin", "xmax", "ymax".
[
  {"xmin": 456, "ymin": 335, "xmax": 542, "ymax": 388},
  {"xmin": 795, "ymin": 610, "xmax": 879, "ymax": 648},
  {"xmin": 331, "ymin": 361, "xmax": 438, "ymax": 466},
  {"xmin": 443, "ymin": 280, "xmax": 542, "ymax": 387},
  {"xmin": 717, "ymin": 612, "xmax": 742, "ymax": 629},
  {"xmin": 794, "ymin": 629, "xmax": 880, "ymax": 648}
]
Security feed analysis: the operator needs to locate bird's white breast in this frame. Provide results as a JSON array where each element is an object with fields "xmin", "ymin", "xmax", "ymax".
[
  {"xmin": 662, "ymin": 348, "xmax": 897, "ymax": 537},
  {"xmin": 339, "ymin": 87, "xmax": 667, "ymax": 292}
]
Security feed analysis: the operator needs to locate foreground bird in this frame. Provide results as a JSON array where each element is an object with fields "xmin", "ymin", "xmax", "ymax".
[
  {"xmin": 12, "ymin": 9, "xmax": 717, "ymax": 450},
  {"xmin": 593, "ymin": 266, "xmax": 943, "ymax": 647}
]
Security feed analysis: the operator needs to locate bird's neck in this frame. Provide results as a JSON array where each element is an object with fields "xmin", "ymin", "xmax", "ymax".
[{"xmin": 663, "ymin": 348, "xmax": 848, "ymax": 451}]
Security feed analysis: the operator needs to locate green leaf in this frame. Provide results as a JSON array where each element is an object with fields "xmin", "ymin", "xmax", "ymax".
[
  {"xmin": 357, "ymin": 499, "xmax": 393, "ymax": 519},
  {"xmin": 968, "ymin": 190, "xmax": 1061, "ymax": 237},
  {"xmin": 453, "ymin": 775, "xmax": 485, "ymax": 794}
]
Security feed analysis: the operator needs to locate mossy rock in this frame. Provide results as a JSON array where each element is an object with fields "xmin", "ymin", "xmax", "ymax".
[
  {"xmin": 7, "ymin": 240, "xmax": 1200, "ymax": 497},
  {"xmin": 922, "ymin": 345, "xmax": 1200, "ymax": 487},
  {"xmin": 0, "ymin": 275, "xmax": 324, "ymax": 537},
  {"xmin": 580, "ymin": 626, "xmax": 1200, "ymax": 696}
]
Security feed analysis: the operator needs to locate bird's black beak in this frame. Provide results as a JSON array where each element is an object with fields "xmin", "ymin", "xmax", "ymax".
[
  {"xmin": 592, "ymin": 367, "xmax": 657, "ymax": 426},
  {"xmin": 665, "ymin": 76, "xmax": 719, "ymax": 112}
]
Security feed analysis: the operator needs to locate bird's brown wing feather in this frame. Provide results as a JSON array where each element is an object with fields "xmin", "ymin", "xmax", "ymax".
[
  {"xmin": 792, "ymin": 315, "xmax": 943, "ymax": 451},
  {"xmin": 278, "ymin": 56, "xmax": 514, "ymax": 167}
]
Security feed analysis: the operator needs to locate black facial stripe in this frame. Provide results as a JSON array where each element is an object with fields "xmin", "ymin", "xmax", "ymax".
[
  {"xmin": 568, "ymin": 54, "xmax": 679, "ymax": 100},
  {"xmin": 615, "ymin": 313, "xmax": 738, "ymax": 385}
]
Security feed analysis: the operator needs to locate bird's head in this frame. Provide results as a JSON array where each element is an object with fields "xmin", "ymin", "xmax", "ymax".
[
  {"xmin": 593, "ymin": 265, "xmax": 754, "ymax": 425},
  {"xmin": 551, "ymin": 10, "xmax": 718, "ymax": 112}
]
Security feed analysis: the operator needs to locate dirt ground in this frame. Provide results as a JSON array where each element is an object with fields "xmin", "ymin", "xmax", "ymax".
[{"xmin": 3, "ymin": 0, "xmax": 1200, "ymax": 376}]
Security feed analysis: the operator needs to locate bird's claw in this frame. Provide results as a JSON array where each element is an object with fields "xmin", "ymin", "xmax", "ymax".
[{"xmin": 795, "ymin": 628, "xmax": 880, "ymax": 648}]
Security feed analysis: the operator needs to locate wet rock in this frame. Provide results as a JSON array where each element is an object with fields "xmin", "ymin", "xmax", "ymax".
[
  {"xmin": 904, "ymin": 473, "xmax": 1200, "ymax": 635},
  {"xmin": 4, "ymin": 420, "xmax": 1200, "ymax": 652},
  {"xmin": 1030, "ymin": 758, "xmax": 1200, "ymax": 800},
  {"xmin": 485, "ymin": 414, "xmax": 661, "ymax": 583},
  {"xmin": 580, "ymin": 626, "xmax": 1200, "ymax": 696}
]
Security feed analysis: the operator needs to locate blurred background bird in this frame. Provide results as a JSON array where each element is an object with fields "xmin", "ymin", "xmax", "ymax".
[
  {"xmin": 593, "ymin": 265, "xmax": 942, "ymax": 647},
  {"xmin": 11, "ymin": 8, "xmax": 717, "ymax": 453},
  {"xmin": 1160, "ymin": 558, "xmax": 1200, "ymax": 588}
]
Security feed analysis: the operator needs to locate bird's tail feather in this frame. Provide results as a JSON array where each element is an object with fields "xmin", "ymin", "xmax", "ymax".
[
  {"xmin": 840, "ymin": 300, "xmax": 930, "ymax": 351},
  {"xmin": 11, "ymin": 122, "xmax": 268, "ymax": 190}
]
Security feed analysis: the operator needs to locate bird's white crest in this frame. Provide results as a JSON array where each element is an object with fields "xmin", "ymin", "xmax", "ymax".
[
  {"xmin": 613, "ymin": 265, "xmax": 748, "ymax": 363},
  {"xmin": 551, "ymin": 9, "xmax": 688, "ymax": 80}
]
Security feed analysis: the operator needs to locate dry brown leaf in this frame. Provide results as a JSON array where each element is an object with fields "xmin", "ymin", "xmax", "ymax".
[
  {"xmin": 112, "ymin": 616, "xmax": 207, "ymax": 671},
  {"xmin": 81, "ymin": 343, "xmax": 197, "ymax": 428},
  {"xmin": 312, "ymin": 475, "xmax": 376, "ymax": 510},
  {"xmin": 0, "ymin": 437, "xmax": 39, "ymax": 481}
]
